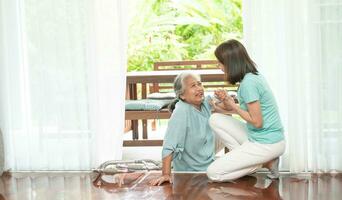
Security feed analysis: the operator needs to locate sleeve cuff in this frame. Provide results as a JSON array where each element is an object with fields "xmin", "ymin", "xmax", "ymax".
[{"xmin": 162, "ymin": 146, "xmax": 184, "ymax": 160}]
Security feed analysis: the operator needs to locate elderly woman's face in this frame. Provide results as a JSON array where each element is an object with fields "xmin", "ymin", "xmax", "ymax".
[{"xmin": 180, "ymin": 76, "xmax": 204, "ymax": 107}]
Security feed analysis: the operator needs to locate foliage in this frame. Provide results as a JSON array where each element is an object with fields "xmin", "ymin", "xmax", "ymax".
[{"xmin": 128, "ymin": 0, "xmax": 242, "ymax": 71}]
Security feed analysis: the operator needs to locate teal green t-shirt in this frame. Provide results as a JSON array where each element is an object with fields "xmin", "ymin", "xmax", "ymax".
[
  {"xmin": 237, "ymin": 73, "xmax": 284, "ymax": 144},
  {"xmin": 162, "ymin": 96, "xmax": 215, "ymax": 171}
]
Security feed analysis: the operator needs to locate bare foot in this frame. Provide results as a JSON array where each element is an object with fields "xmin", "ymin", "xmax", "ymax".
[
  {"xmin": 266, "ymin": 158, "xmax": 280, "ymax": 179},
  {"xmin": 262, "ymin": 160, "xmax": 274, "ymax": 170}
]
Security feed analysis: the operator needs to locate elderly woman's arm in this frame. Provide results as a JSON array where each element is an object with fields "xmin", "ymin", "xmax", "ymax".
[{"xmin": 149, "ymin": 154, "xmax": 173, "ymax": 186}]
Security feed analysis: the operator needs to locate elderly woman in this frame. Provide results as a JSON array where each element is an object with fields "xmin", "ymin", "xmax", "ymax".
[{"xmin": 149, "ymin": 72, "xmax": 229, "ymax": 186}]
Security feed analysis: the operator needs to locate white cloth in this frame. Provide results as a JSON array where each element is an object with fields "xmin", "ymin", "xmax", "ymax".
[
  {"xmin": 0, "ymin": 0, "xmax": 127, "ymax": 170},
  {"xmin": 243, "ymin": 0, "xmax": 342, "ymax": 172},
  {"xmin": 207, "ymin": 113, "xmax": 285, "ymax": 181}
]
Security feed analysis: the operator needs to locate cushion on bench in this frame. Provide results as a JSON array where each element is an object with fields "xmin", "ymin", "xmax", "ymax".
[
  {"xmin": 147, "ymin": 92, "xmax": 175, "ymax": 99},
  {"xmin": 125, "ymin": 99, "xmax": 173, "ymax": 111}
]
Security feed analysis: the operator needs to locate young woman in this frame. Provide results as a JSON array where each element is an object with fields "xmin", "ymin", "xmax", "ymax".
[
  {"xmin": 149, "ymin": 72, "xmax": 226, "ymax": 186},
  {"xmin": 206, "ymin": 39, "xmax": 286, "ymax": 181}
]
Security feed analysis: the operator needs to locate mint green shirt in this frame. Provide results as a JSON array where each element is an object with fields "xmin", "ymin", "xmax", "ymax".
[
  {"xmin": 162, "ymin": 96, "xmax": 215, "ymax": 171},
  {"xmin": 238, "ymin": 73, "xmax": 284, "ymax": 144}
]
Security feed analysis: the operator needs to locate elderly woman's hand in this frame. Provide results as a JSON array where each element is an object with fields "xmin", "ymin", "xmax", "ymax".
[{"xmin": 149, "ymin": 174, "xmax": 173, "ymax": 186}]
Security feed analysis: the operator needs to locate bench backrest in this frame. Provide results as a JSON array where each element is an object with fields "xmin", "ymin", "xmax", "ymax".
[
  {"xmin": 154, "ymin": 60, "xmax": 219, "ymax": 71},
  {"xmin": 152, "ymin": 60, "xmax": 236, "ymax": 93}
]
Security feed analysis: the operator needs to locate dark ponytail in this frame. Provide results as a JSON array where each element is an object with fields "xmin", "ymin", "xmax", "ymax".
[{"xmin": 168, "ymin": 98, "xmax": 179, "ymax": 113}]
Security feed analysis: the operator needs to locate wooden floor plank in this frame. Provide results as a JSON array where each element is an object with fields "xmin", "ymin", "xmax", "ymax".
[{"xmin": 0, "ymin": 172, "xmax": 341, "ymax": 200}]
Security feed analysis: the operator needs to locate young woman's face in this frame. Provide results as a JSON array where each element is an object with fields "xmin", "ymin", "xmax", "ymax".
[
  {"xmin": 218, "ymin": 62, "xmax": 230, "ymax": 82},
  {"xmin": 180, "ymin": 76, "xmax": 204, "ymax": 107},
  {"xmin": 217, "ymin": 62, "xmax": 225, "ymax": 72}
]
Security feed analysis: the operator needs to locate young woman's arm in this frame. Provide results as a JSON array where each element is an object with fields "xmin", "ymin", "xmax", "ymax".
[
  {"xmin": 231, "ymin": 100, "xmax": 263, "ymax": 128},
  {"xmin": 215, "ymin": 89, "xmax": 263, "ymax": 128},
  {"xmin": 149, "ymin": 153, "xmax": 173, "ymax": 186}
]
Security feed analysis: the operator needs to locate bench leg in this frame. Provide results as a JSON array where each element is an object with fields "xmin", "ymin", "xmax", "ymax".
[
  {"xmin": 132, "ymin": 120, "xmax": 139, "ymax": 140},
  {"xmin": 142, "ymin": 119, "xmax": 148, "ymax": 139},
  {"xmin": 152, "ymin": 120, "xmax": 156, "ymax": 131}
]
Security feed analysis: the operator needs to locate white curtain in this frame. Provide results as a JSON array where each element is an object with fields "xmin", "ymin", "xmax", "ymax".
[
  {"xmin": 0, "ymin": 0, "xmax": 127, "ymax": 170},
  {"xmin": 243, "ymin": 0, "xmax": 342, "ymax": 172}
]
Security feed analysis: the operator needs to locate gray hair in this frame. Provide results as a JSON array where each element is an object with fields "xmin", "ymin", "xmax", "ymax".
[{"xmin": 168, "ymin": 72, "xmax": 201, "ymax": 112}]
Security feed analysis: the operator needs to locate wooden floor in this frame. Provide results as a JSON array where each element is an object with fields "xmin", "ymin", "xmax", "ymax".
[{"xmin": 0, "ymin": 172, "xmax": 341, "ymax": 200}]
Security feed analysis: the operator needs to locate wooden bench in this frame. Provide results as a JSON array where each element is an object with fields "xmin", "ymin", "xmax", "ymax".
[
  {"xmin": 124, "ymin": 110, "xmax": 170, "ymax": 146},
  {"xmin": 124, "ymin": 60, "xmax": 236, "ymax": 147}
]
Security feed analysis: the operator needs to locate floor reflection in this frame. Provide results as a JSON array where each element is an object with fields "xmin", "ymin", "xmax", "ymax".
[
  {"xmin": 0, "ymin": 172, "xmax": 341, "ymax": 200},
  {"xmin": 206, "ymin": 176, "xmax": 281, "ymax": 200}
]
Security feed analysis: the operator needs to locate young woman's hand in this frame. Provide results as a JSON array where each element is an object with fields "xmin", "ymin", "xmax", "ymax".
[
  {"xmin": 149, "ymin": 174, "xmax": 172, "ymax": 186},
  {"xmin": 225, "ymin": 95, "xmax": 237, "ymax": 108},
  {"xmin": 214, "ymin": 89, "xmax": 237, "ymax": 110},
  {"xmin": 209, "ymin": 97, "xmax": 235, "ymax": 114},
  {"xmin": 214, "ymin": 89, "xmax": 228, "ymax": 101}
]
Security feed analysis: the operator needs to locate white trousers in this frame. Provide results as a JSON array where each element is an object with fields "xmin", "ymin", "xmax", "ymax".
[{"xmin": 207, "ymin": 113, "xmax": 285, "ymax": 182}]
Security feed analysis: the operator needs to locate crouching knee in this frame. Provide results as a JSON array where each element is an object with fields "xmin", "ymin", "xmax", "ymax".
[
  {"xmin": 208, "ymin": 113, "xmax": 222, "ymax": 129},
  {"xmin": 206, "ymin": 163, "xmax": 237, "ymax": 182},
  {"xmin": 207, "ymin": 164, "xmax": 226, "ymax": 182}
]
